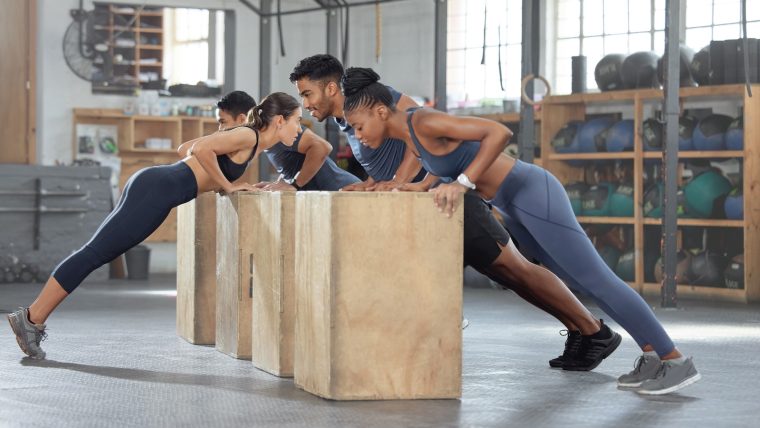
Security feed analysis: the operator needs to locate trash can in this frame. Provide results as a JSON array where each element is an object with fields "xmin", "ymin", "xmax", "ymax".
[{"xmin": 125, "ymin": 245, "xmax": 151, "ymax": 280}]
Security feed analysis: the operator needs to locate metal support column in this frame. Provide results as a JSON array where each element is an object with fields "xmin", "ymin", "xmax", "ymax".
[
  {"xmin": 434, "ymin": 0, "xmax": 447, "ymax": 112},
  {"xmin": 518, "ymin": 0, "xmax": 537, "ymax": 163},
  {"xmin": 325, "ymin": 0, "xmax": 341, "ymax": 159},
  {"xmin": 259, "ymin": 0, "xmax": 273, "ymax": 180},
  {"xmin": 661, "ymin": 0, "xmax": 681, "ymax": 307}
]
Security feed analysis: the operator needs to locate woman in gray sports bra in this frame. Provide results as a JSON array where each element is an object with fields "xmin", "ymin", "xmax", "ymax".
[{"xmin": 341, "ymin": 67, "xmax": 700, "ymax": 396}]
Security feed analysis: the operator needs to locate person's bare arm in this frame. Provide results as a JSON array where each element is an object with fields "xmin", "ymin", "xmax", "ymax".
[
  {"xmin": 413, "ymin": 111, "xmax": 513, "ymax": 216},
  {"xmin": 292, "ymin": 128, "xmax": 331, "ymax": 188}
]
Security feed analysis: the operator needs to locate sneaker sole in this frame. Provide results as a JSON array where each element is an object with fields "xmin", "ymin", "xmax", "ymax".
[
  {"xmin": 563, "ymin": 333, "xmax": 622, "ymax": 372},
  {"xmin": 7, "ymin": 314, "xmax": 33, "ymax": 357},
  {"xmin": 636, "ymin": 372, "xmax": 702, "ymax": 396},
  {"xmin": 617, "ymin": 380, "xmax": 645, "ymax": 389}
]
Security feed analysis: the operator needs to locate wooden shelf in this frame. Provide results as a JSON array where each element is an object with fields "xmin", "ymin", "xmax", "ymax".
[
  {"xmin": 138, "ymin": 28, "xmax": 163, "ymax": 33},
  {"xmin": 642, "ymin": 283, "xmax": 746, "ymax": 303},
  {"xmin": 577, "ymin": 216, "xmax": 636, "ymax": 224},
  {"xmin": 545, "ymin": 84, "xmax": 754, "ymax": 105},
  {"xmin": 129, "ymin": 148, "xmax": 177, "ymax": 154},
  {"xmin": 548, "ymin": 152, "xmax": 635, "ymax": 160},
  {"xmin": 138, "ymin": 62, "xmax": 163, "ymax": 67},
  {"xmin": 139, "ymin": 45, "xmax": 163, "ymax": 50},
  {"xmin": 642, "ymin": 151, "xmax": 743, "ymax": 158},
  {"xmin": 475, "ymin": 111, "xmax": 542, "ymax": 122},
  {"xmin": 643, "ymin": 218, "xmax": 744, "ymax": 227},
  {"xmin": 540, "ymin": 83, "xmax": 760, "ymax": 303}
]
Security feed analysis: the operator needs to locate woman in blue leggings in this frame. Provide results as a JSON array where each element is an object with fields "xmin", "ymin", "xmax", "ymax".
[
  {"xmin": 341, "ymin": 67, "xmax": 700, "ymax": 396},
  {"xmin": 8, "ymin": 92, "xmax": 303, "ymax": 360}
]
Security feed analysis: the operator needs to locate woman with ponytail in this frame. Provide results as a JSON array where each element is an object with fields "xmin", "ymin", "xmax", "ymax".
[
  {"xmin": 341, "ymin": 67, "xmax": 700, "ymax": 395},
  {"xmin": 7, "ymin": 92, "xmax": 302, "ymax": 359}
]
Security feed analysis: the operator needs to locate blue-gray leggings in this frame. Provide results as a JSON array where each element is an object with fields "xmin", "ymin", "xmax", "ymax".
[
  {"xmin": 52, "ymin": 161, "xmax": 198, "ymax": 293},
  {"xmin": 490, "ymin": 160, "xmax": 675, "ymax": 357}
]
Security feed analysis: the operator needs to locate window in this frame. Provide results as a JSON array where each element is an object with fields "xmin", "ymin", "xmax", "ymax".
[
  {"xmin": 685, "ymin": 0, "xmax": 760, "ymax": 50},
  {"xmin": 446, "ymin": 0, "xmax": 522, "ymax": 110},
  {"xmin": 164, "ymin": 8, "xmax": 225, "ymax": 87},
  {"xmin": 554, "ymin": 0, "xmax": 666, "ymax": 94}
]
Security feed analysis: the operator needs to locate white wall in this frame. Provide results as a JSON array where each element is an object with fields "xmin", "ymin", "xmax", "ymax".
[{"xmin": 36, "ymin": 0, "xmax": 260, "ymax": 165}]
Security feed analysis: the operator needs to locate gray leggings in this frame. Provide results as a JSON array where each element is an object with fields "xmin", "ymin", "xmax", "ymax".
[{"xmin": 490, "ymin": 160, "xmax": 675, "ymax": 356}]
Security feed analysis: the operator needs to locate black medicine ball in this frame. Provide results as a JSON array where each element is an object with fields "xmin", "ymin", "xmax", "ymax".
[
  {"xmin": 621, "ymin": 51, "xmax": 661, "ymax": 89},
  {"xmin": 689, "ymin": 250, "xmax": 729, "ymax": 286},
  {"xmin": 690, "ymin": 46, "xmax": 711, "ymax": 86},
  {"xmin": 723, "ymin": 254, "xmax": 744, "ymax": 289},
  {"xmin": 656, "ymin": 45, "xmax": 697, "ymax": 87},
  {"xmin": 595, "ymin": 54, "xmax": 626, "ymax": 91}
]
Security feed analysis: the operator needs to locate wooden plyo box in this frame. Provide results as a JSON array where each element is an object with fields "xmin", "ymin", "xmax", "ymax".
[
  {"xmin": 294, "ymin": 192, "xmax": 464, "ymax": 400},
  {"xmin": 176, "ymin": 192, "xmax": 217, "ymax": 345},
  {"xmin": 248, "ymin": 192, "xmax": 296, "ymax": 377},
  {"xmin": 215, "ymin": 192, "xmax": 253, "ymax": 359}
]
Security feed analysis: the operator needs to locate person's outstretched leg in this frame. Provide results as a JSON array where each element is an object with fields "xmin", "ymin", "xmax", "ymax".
[
  {"xmin": 8, "ymin": 162, "xmax": 197, "ymax": 359},
  {"xmin": 462, "ymin": 192, "xmax": 620, "ymax": 370},
  {"xmin": 494, "ymin": 161, "xmax": 700, "ymax": 393}
]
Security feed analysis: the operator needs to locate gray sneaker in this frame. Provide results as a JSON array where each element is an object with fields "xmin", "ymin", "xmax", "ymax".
[
  {"xmin": 617, "ymin": 355, "xmax": 662, "ymax": 388},
  {"xmin": 636, "ymin": 357, "xmax": 701, "ymax": 395},
  {"xmin": 7, "ymin": 308, "xmax": 47, "ymax": 359}
]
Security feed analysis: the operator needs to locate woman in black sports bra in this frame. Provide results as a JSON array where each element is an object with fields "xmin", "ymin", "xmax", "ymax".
[{"xmin": 7, "ymin": 92, "xmax": 302, "ymax": 360}]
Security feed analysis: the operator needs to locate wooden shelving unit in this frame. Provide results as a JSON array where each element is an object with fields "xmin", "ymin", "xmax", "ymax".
[
  {"xmin": 72, "ymin": 109, "xmax": 236, "ymax": 243},
  {"xmin": 93, "ymin": 3, "xmax": 165, "ymax": 90},
  {"xmin": 540, "ymin": 84, "xmax": 760, "ymax": 303}
]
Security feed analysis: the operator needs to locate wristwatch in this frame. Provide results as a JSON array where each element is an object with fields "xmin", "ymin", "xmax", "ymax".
[
  {"xmin": 285, "ymin": 171, "xmax": 302, "ymax": 190},
  {"xmin": 456, "ymin": 173, "xmax": 476, "ymax": 190}
]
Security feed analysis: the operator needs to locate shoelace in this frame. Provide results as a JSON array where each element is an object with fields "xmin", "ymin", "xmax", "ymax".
[
  {"xmin": 652, "ymin": 360, "xmax": 672, "ymax": 380},
  {"xmin": 36, "ymin": 329, "xmax": 48, "ymax": 345}
]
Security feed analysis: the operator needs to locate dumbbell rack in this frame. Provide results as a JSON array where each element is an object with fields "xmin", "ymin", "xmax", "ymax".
[{"xmin": 538, "ymin": 83, "xmax": 760, "ymax": 303}]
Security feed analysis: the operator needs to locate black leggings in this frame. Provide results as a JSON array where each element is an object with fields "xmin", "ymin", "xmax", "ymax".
[{"xmin": 52, "ymin": 161, "xmax": 197, "ymax": 293}]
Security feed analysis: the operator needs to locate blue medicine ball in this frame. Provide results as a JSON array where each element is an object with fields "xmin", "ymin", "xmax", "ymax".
[
  {"xmin": 604, "ymin": 119, "xmax": 635, "ymax": 152},
  {"xmin": 552, "ymin": 121, "xmax": 584, "ymax": 154},
  {"xmin": 576, "ymin": 117, "xmax": 616, "ymax": 153},
  {"xmin": 724, "ymin": 188, "xmax": 743, "ymax": 220},
  {"xmin": 693, "ymin": 114, "xmax": 733, "ymax": 151},
  {"xmin": 725, "ymin": 116, "xmax": 743, "ymax": 150}
]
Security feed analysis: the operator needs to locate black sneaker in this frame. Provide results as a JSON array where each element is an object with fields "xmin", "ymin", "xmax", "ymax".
[
  {"xmin": 562, "ymin": 320, "xmax": 622, "ymax": 371},
  {"xmin": 549, "ymin": 330, "xmax": 582, "ymax": 368}
]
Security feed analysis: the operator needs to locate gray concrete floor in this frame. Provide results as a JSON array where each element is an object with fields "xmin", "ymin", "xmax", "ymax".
[{"xmin": 1, "ymin": 275, "xmax": 759, "ymax": 428}]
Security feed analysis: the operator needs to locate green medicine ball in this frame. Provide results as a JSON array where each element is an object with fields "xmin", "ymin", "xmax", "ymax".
[
  {"xmin": 644, "ymin": 184, "xmax": 689, "ymax": 218},
  {"xmin": 609, "ymin": 184, "xmax": 634, "ymax": 217},
  {"xmin": 615, "ymin": 251, "xmax": 636, "ymax": 282},
  {"xmin": 598, "ymin": 246, "xmax": 622, "ymax": 271},
  {"xmin": 565, "ymin": 182, "xmax": 589, "ymax": 216},
  {"xmin": 582, "ymin": 183, "xmax": 616, "ymax": 216},
  {"xmin": 684, "ymin": 170, "xmax": 732, "ymax": 218}
]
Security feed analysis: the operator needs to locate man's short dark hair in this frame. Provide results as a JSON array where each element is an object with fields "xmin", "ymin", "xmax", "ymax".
[
  {"xmin": 289, "ymin": 54, "xmax": 344, "ymax": 85},
  {"xmin": 217, "ymin": 90, "xmax": 257, "ymax": 117}
]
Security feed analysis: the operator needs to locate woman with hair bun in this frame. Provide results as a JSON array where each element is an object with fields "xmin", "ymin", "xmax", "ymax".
[
  {"xmin": 341, "ymin": 67, "xmax": 700, "ymax": 396},
  {"xmin": 7, "ymin": 92, "xmax": 302, "ymax": 360}
]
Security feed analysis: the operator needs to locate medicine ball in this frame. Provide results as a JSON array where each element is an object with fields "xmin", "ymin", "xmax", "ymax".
[
  {"xmin": 724, "ymin": 187, "xmax": 743, "ymax": 220},
  {"xmin": 656, "ymin": 45, "xmax": 697, "ymax": 87},
  {"xmin": 577, "ymin": 117, "xmax": 616, "ymax": 152},
  {"xmin": 654, "ymin": 250, "xmax": 692, "ymax": 284},
  {"xmin": 644, "ymin": 250, "xmax": 660, "ymax": 283},
  {"xmin": 565, "ymin": 182, "xmax": 590, "ymax": 215},
  {"xmin": 552, "ymin": 121, "xmax": 584, "ymax": 153},
  {"xmin": 621, "ymin": 51, "xmax": 660, "ymax": 89},
  {"xmin": 582, "ymin": 183, "xmax": 616, "ymax": 216},
  {"xmin": 610, "ymin": 184, "xmax": 635, "ymax": 217},
  {"xmin": 505, "ymin": 143, "xmax": 519, "ymax": 158},
  {"xmin": 603, "ymin": 119, "xmax": 635, "ymax": 152},
  {"xmin": 599, "ymin": 246, "xmax": 622, "ymax": 271},
  {"xmin": 644, "ymin": 184, "xmax": 688, "ymax": 218},
  {"xmin": 615, "ymin": 250, "xmax": 636, "ymax": 282},
  {"xmin": 725, "ymin": 116, "xmax": 743, "ymax": 150},
  {"xmin": 690, "ymin": 46, "xmax": 711, "ymax": 86},
  {"xmin": 684, "ymin": 170, "xmax": 732, "ymax": 218},
  {"xmin": 693, "ymin": 114, "xmax": 733, "ymax": 150},
  {"xmin": 689, "ymin": 250, "xmax": 729, "ymax": 286},
  {"xmin": 723, "ymin": 254, "xmax": 744, "ymax": 289},
  {"xmin": 642, "ymin": 116, "xmax": 697, "ymax": 151},
  {"xmin": 595, "ymin": 54, "xmax": 626, "ymax": 91}
]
